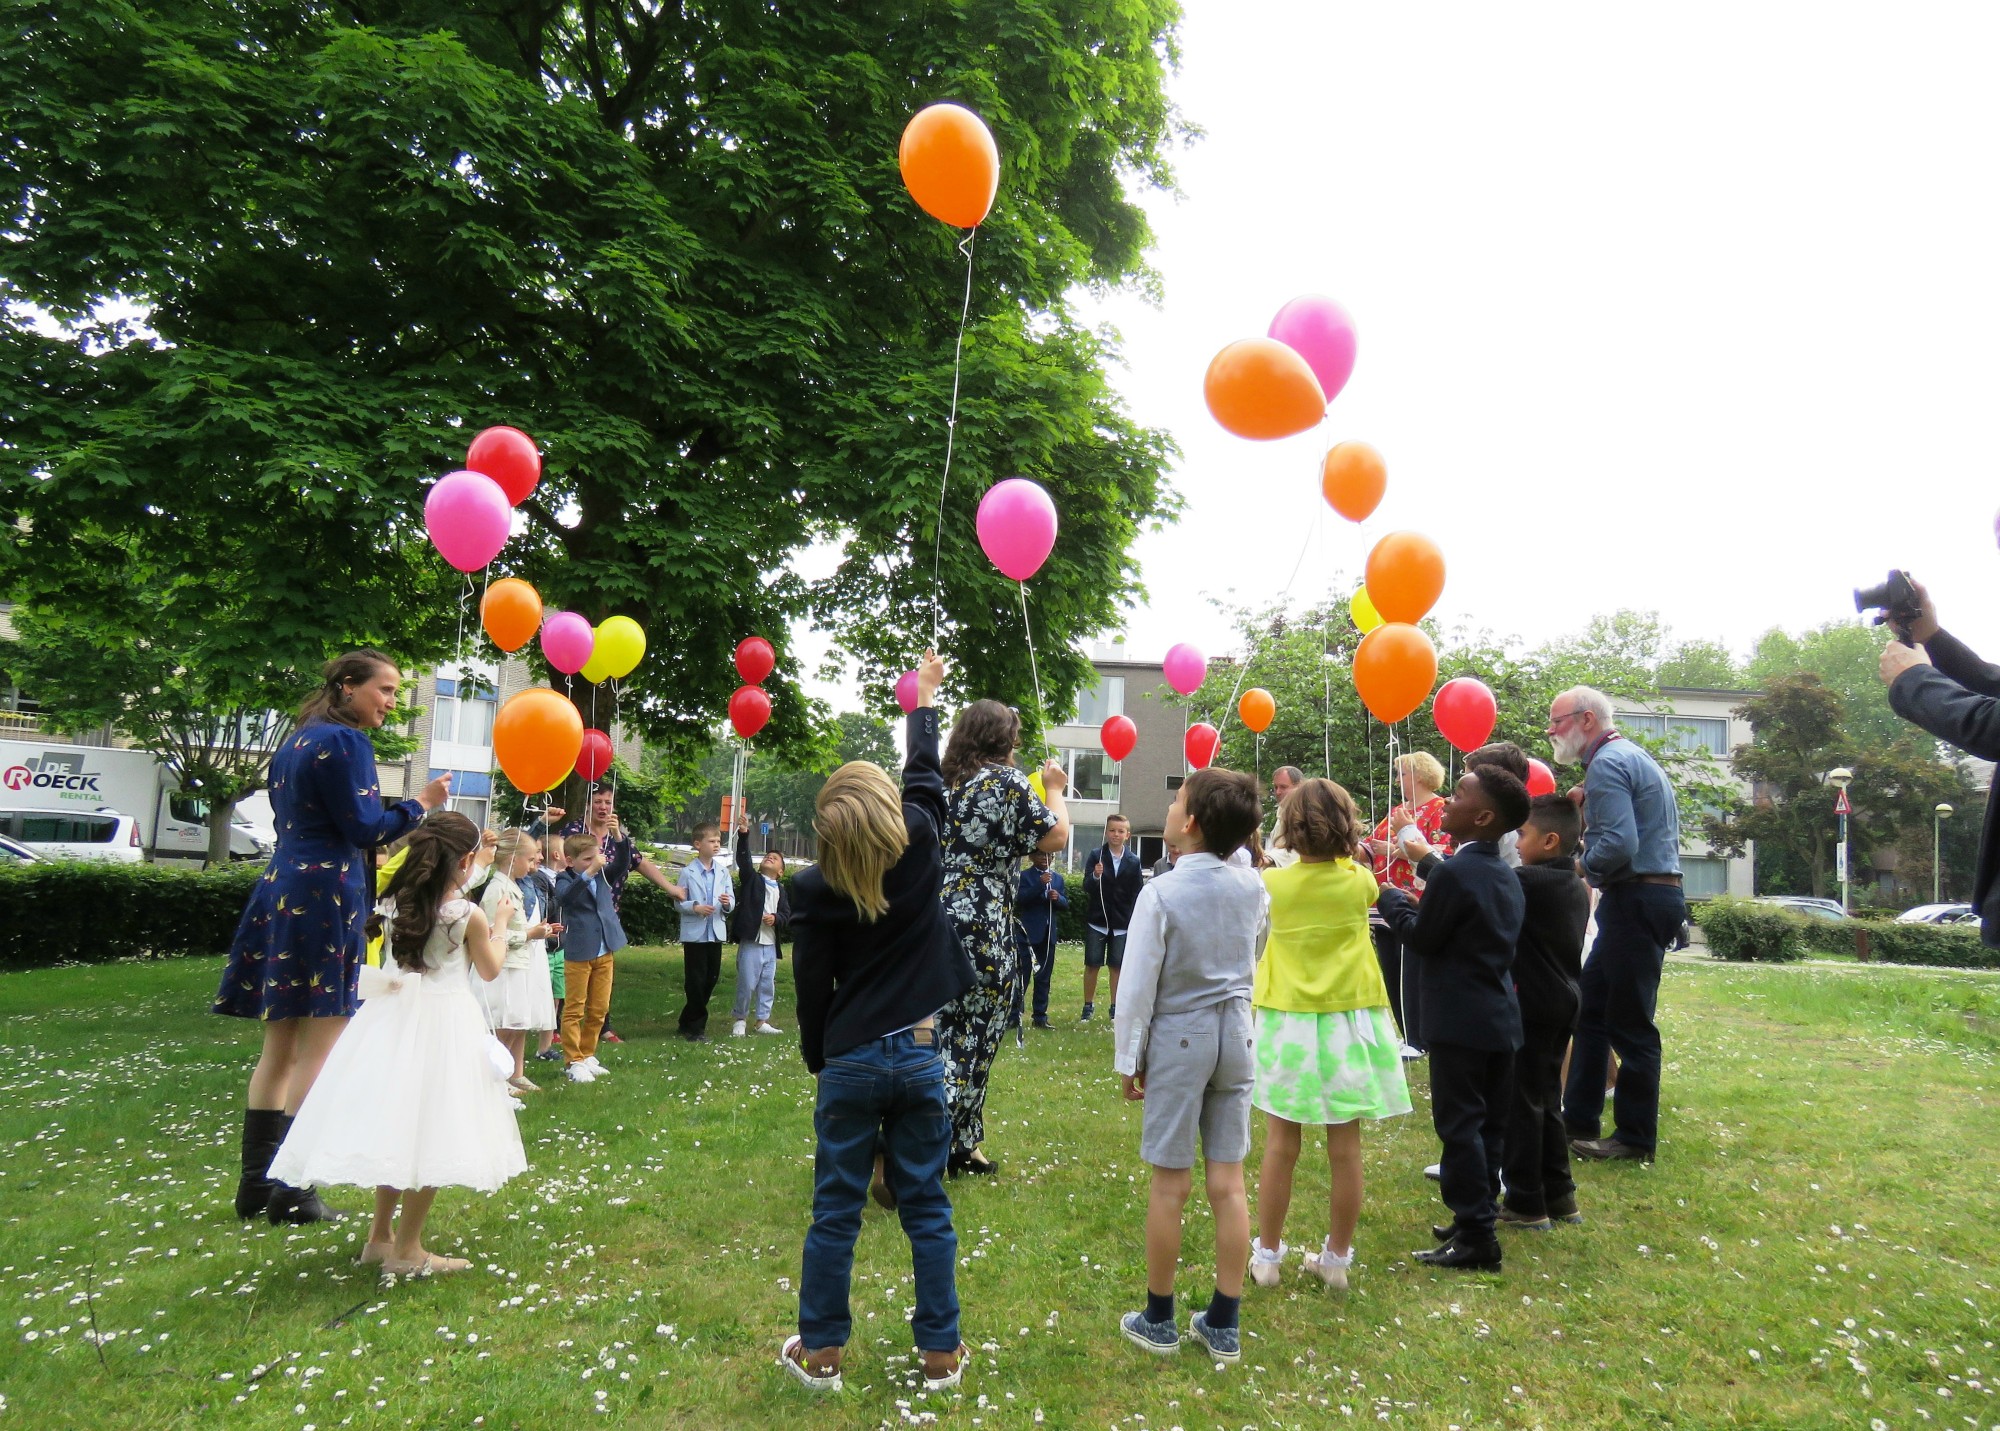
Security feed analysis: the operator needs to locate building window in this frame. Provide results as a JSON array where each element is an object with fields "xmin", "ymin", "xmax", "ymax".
[
  {"xmin": 1682, "ymin": 856, "xmax": 1729, "ymax": 899},
  {"xmin": 1066, "ymin": 822, "xmax": 1105, "ymax": 873},
  {"xmin": 1074, "ymin": 674, "xmax": 1126, "ymax": 727},
  {"xmin": 434, "ymin": 677, "xmax": 498, "ymax": 747},
  {"xmin": 1164, "ymin": 774, "xmax": 1184, "ymax": 791},
  {"xmin": 1618, "ymin": 711, "xmax": 1729, "ymax": 757},
  {"xmin": 1056, "ymin": 747, "xmax": 1120, "ymax": 803}
]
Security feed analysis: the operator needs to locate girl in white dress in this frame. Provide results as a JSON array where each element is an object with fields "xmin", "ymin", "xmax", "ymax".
[
  {"xmin": 476, "ymin": 829, "xmax": 560, "ymax": 1093},
  {"xmin": 268, "ymin": 811, "xmax": 528, "ymax": 1277}
]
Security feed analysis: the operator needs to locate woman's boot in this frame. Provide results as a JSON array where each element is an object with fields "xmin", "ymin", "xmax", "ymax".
[
  {"xmin": 234, "ymin": 1108, "xmax": 287, "ymax": 1219},
  {"xmin": 264, "ymin": 1114, "xmax": 346, "ymax": 1224}
]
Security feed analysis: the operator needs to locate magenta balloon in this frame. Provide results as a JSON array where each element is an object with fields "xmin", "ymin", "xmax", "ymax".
[
  {"xmin": 423, "ymin": 470, "xmax": 512, "ymax": 572},
  {"xmin": 975, "ymin": 478, "xmax": 1059, "ymax": 583},
  {"xmin": 1267, "ymin": 295, "xmax": 1358, "ymax": 407},
  {"xmin": 540, "ymin": 610, "xmax": 595, "ymax": 675},
  {"xmin": 894, "ymin": 670, "xmax": 921, "ymax": 714},
  {"xmin": 1163, "ymin": 642, "xmax": 1207, "ymax": 696}
]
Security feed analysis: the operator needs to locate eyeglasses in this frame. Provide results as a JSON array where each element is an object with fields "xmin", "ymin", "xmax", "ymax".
[{"xmin": 1548, "ymin": 709, "xmax": 1588, "ymax": 730}]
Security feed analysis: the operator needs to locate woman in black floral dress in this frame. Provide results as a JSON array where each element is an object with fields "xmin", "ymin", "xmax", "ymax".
[{"xmin": 937, "ymin": 701, "xmax": 1070, "ymax": 1175}]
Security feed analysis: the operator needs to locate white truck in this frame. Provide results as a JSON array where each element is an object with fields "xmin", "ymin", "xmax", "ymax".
[{"xmin": 0, "ymin": 738, "xmax": 274, "ymax": 862}]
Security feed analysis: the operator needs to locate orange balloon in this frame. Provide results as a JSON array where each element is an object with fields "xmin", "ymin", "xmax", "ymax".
[
  {"xmin": 1364, "ymin": 530, "xmax": 1446, "ymax": 625},
  {"xmin": 492, "ymin": 688, "xmax": 583, "ymax": 795},
  {"xmin": 899, "ymin": 103, "xmax": 1000, "ymax": 228},
  {"xmin": 1321, "ymin": 442, "xmax": 1386, "ymax": 523},
  {"xmin": 1203, "ymin": 338, "xmax": 1327, "ymax": 441},
  {"xmin": 1352, "ymin": 623, "xmax": 1438, "ymax": 724},
  {"xmin": 479, "ymin": 577, "xmax": 543, "ymax": 653},
  {"xmin": 1238, "ymin": 687, "xmax": 1276, "ymax": 734}
]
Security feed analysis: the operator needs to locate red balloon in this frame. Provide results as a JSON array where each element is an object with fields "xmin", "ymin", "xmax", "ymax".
[
  {"xmin": 729, "ymin": 684, "xmax": 772, "ymax": 739},
  {"xmin": 1432, "ymin": 677, "xmax": 1498, "ymax": 754},
  {"xmin": 575, "ymin": 728, "xmax": 614, "ymax": 784},
  {"xmin": 735, "ymin": 637, "xmax": 776, "ymax": 685},
  {"xmin": 1185, "ymin": 722, "xmax": 1220, "ymax": 770},
  {"xmin": 1525, "ymin": 758, "xmax": 1558, "ymax": 798},
  {"xmin": 1101, "ymin": 715, "xmax": 1137, "ymax": 763},
  {"xmin": 465, "ymin": 425, "xmax": 541, "ymax": 506}
]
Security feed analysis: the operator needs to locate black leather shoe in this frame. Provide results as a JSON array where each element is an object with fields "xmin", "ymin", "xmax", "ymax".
[
  {"xmin": 1569, "ymin": 1136, "xmax": 1653, "ymax": 1163},
  {"xmin": 267, "ymin": 1181, "xmax": 348, "ymax": 1225},
  {"xmin": 946, "ymin": 1152, "xmax": 999, "ymax": 1178},
  {"xmin": 1414, "ymin": 1235, "xmax": 1502, "ymax": 1270},
  {"xmin": 1431, "ymin": 1223, "xmax": 1458, "ymax": 1243},
  {"xmin": 1545, "ymin": 1194, "xmax": 1585, "ymax": 1225}
]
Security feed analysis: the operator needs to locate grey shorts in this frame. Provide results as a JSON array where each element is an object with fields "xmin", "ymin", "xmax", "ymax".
[{"xmin": 1139, "ymin": 998, "xmax": 1255, "ymax": 1169}]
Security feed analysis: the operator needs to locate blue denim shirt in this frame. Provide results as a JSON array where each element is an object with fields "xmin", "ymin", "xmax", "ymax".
[{"xmin": 1581, "ymin": 734, "xmax": 1682, "ymax": 885}]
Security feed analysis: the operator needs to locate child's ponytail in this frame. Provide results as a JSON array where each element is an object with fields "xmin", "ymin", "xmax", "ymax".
[{"xmin": 379, "ymin": 812, "xmax": 481, "ymax": 970}]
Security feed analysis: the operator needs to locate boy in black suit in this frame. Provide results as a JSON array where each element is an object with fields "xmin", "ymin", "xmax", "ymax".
[
  {"xmin": 1501, "ymin": 796, "xmax": 1592, "ymax": 1230},
  {"xmin": 1376, "ymin": 764, "xmax": 1530, "ymax": 1270}
]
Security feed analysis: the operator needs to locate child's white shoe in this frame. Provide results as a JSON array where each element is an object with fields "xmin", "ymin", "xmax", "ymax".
[
  {"xmin": 732, "ymin": 1020, "xmax": 748, "ymax": 1037},
  {"xmin": 566, "ymin": 1063, "xmax": 596, "ymax": 1083},
  {"xmin": 755, "ymin": 1021, "xmax": 782, "ymax": 1035},
  {"xmin": 582, "ymin": 1056, "xmax": 608, "ymax": 1077},
  {"xmin": 1303, "ymin": 1240, "xmax": 1353, "ymax": 1294},
  {"xmin": 1248, "ymin": 1237, "xmax": 1286, "ymax": 1288}
]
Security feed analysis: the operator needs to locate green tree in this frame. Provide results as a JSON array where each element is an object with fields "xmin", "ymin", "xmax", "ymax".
[
  {"xmin": 0, "ymin": 0, "xmax": 1183, "ymax": 797},
  {"xmin": 1747, "ymin": 622, "xmax": 1904, "ymax": 750},
  {"xmin": 1657, "ymin": 638, "xmax": 1743, "ymax": 690},
  {"xmin": 1706, "ymin": 675, "xmax": 1851, "ymax": 898},
  {"xmin": 658, "ymin": 710, "xmax": 897, "ymax": 848}
]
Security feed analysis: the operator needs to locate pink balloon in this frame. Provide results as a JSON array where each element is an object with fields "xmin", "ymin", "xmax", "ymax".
[
  {"xmin": 423, "ymin": 470, "xmax": 511, "ymax": 572},
  {"xmin": 894, "ymin": 670, "xmax": 921, "ymax": 714},
  {"xmin": 975, "ymin": 478, "xmax": 1059, "ymax": 583},
  {"xmin": 1163, "ymin": 642, "xmax": 1207, "ymax": 696},
  {"xmin": 1267, "ymin": 295, "xmax": 1358, "ymax": 407},
  {"xmin": 540, "ymin": 610, "xmax": 595, "ymax": 675}
]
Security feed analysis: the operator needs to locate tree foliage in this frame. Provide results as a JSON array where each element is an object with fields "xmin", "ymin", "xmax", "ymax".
[{"xmin": 0, "ymin": 0, "xmax": 1184, "ymax": 796}]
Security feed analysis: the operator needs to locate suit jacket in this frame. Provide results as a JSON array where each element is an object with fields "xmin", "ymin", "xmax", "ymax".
[
  {"xmin": 1376, "ymin": 839, "xmax": 1524, "ymax": 1052},
  {"xmin": 1015, "ymin": 864, "xmax": 1068, "ymax": 948},
  {"xmin": 1082, "ymin": 845, "xmax": 1144, "ymax": 931},
  {"xmin": 1890, "ymin": 627, "xmax": 2000, "ymax": 945},
  {"xmin": 555, "ymin": 868, "xmax": 628, "ymax": 961},
  {"xmin": 731, "ymin": 829, "xmax": 792, "ymax": 952}
]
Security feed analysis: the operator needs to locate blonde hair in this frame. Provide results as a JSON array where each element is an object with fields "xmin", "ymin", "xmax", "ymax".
[
  {"xmin": 814, "ymin": 761, "xmax": 908, "ymax": 922},
  {"xmin": 1396, "ymin": 750, "xmax": 1447, "ymax": 795},
  {"xmin": 493, "ymin": 828, "xmax": 536, "ymax": 867}
]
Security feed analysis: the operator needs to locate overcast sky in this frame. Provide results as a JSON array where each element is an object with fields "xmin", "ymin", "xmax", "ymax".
[{"xmin": 796, "ymin": 3, "xmax": 2000, "ymax": 712}]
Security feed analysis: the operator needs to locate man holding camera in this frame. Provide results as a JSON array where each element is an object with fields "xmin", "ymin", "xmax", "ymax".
[{"xmin": 1878, "ymin": 577, "xmax": 2000, "ymax": 945}]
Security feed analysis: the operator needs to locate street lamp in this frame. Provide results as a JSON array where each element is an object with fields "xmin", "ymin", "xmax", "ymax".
[
  {"xmin": 1827, "ymin": 767, "xmax": 1854, "ymax": 914},
  {"xmin": 1935, "ymin": 802, "xmax": 1955, "ymax": 905}
]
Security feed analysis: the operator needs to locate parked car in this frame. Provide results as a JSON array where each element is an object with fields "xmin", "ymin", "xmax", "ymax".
[
  {"xmin": 1756, "ymin": 895, "xmax": 1848, "ymax": 921},
  {"xmin": 0, "ymin": 807, "xmax": 144, "ymax": 862},
  {"xmin": 0, "ymin": 832, "xmax": 40, "ymax": 863},
  {"xmin": 1895, "ymin": 902, "xmax": 1977, "ymax": 925}
]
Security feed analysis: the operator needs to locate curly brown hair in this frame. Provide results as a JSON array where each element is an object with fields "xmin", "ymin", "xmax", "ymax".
[
  {"xmin": 941, "ymin": 700, "xmax": 1020, "ymax": 788},
  {"xmin": 376, "ymin": 812, "xmax": 480, "ymax": 971},
  {"xmin": 1277, "ymin": 778, "xmax": 1360, "ymax": 860}
]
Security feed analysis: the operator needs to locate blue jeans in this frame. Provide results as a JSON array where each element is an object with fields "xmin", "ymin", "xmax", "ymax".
[
  {"xmin": 1563, "ymin": 881, "xmax": 1686, "ymax": 1152},
  {"xmin": 799, "ymin": 1033, "xmax": 959, "ymax": 1352}
]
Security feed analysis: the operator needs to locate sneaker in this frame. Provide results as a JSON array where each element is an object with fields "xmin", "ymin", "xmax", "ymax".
[
  {"xmin": 566, "ymin": 1063, "xmax": 597, "ymax": 1083},
  {"xmin": 1569, "ymin": 1136, "xmax": 1652, "ymax": 1163},
  {"xmin": 1496, "ymin": 1207, "xmax": 1553, "ymax": 1231},
  {"xmin": 1119, "ymin": 1310, "xmax": 1179, "ymax": 1356},
  {"xmin": 1423, "ymin": 1163, "xmax": 1442, "ymax": 1182},
  {"xmin": 1032, "ymin": 1016, "xmax": 1053, "ymax": 1030},
  {"xmin": 600, "ymin": 1029, "xmax": 625, "ymax": 1045},
  {"xmin": 732, "ymin": 1020, "xmax": 748, "ymax": 1038},
  {"xmin": 755, "ymin": 1022, "xmax": 782, "ymax": 1035},
  {"xmin": 583, "ymin": 1056, "xmax": 609, "ymax": 1077},
  {"xmin": 1545, "ymin": 1195, "xmax": 1585, "ymax": 1226},
  {"xmin": 1187, "ymin": 1310, "xmax": 1240, "ymax": 1363},
  {"xmin": 535, "ymin": 1046, "xmax": 564, "ymax": 1063},
  {"xmin": 779, "ymin": 1335, "xmax": 842, "ymax": 1392},
  {"xmin": 1303, "ymin": 1242, "xmax": 1353, "ymax": 1293},
  {"xmin": 1248, "ymin": 1238, "xmax": 1286, "ymax": 1288},
  {"xmin": 919, "ymin": 1342, "xmax": 969, "ymax": 1391},
  {"xmin": 1080, "ymin": 1003, "xmax": 1095, "ymax": 1021},
  {"xmin": 1107, "ymin": 1003, "xmax": 1115, "ymax": 1020}
]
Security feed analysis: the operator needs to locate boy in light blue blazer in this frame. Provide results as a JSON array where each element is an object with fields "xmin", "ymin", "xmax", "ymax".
[{"xmin": 675, "ymin": 821, "xmax": 735, "ymax": 1042}]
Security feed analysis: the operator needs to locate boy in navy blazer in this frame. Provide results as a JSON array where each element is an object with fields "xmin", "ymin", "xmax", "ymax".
[
  {"xmin": 1015, "ymin": 849, "xmax": 1069, "ymax": 1030},
  {"xmin": 557, "ymin": 835, "xmax": 628, "ymax": 1083},
  {"xmin": 1376, "ymin": 765, "xmax": 1530, "ymax": 1270}
]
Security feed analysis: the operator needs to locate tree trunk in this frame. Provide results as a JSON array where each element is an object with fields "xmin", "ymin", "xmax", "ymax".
[{"xmin": 205, "ymin": 792, "xmax": 245, "ymax": 870}]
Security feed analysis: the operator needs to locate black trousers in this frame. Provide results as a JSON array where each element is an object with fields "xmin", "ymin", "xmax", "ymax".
[
  {"xmin": 1502, "ymin": 1020, "xmax": 1576, "ymax": 1218},
  {"xmin": 1563, "ymin": 881, "xmax": 1685, "ymax": 1151},
  {"xmin": 1427, "ymin": 1040, "xmax": 1514, "ymax": 1238},
  {"xmin": 1372, "ymin": 923, "xmax": 1424, "ymax": 1050},
  {"xmin": 1025, "ymin": 933, "xmax": 1058, "ymax": 1022},
  {"xmin": 679, "ymin": 942, "xmax": 723, "ymax": 1036}
]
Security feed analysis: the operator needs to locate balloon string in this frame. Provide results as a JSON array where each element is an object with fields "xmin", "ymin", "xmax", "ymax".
[
  {"xmin": 1214, "ymin": 480, "xmax": 1324, "ymax": 741},
  {"xmin": 589, "ymin": 681, "xmax": 599, "ymax": 794},
  {"xmin": 929, "ymin": 229, "xmax": 979, "ymax": 647},
  {"xmin": 610, "ymin": 679, "xmax": 620, "ymax": 803},
  {"xmin": 1017, "ymin": 580, "xmax": 1050, "ymax": 758}
]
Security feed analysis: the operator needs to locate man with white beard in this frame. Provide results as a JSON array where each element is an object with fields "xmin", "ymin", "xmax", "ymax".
[{"xmin": 1546, "ymin": 687, "xmax": 1683, "ymax": 1165}]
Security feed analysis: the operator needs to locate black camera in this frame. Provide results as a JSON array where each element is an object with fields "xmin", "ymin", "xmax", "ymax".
[{"xmin": 1855, "ymin": 569, "xmax": 1922, "ymax": 630}]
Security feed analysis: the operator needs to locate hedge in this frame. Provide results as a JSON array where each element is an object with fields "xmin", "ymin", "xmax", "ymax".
[
  {"xmin": 0, "ymin": 861, "xmax": 262, "ymax": 968},
  {"xmin": 1860, "ymin": 920, "xmax": 1999, "ymax": 969},
  {"xmin": 1694, "ymin": 897, "xmax": 2000, "ymax": 969},
  {"xmin": 1694, "ymin": 897, "xmax": 1810, "ymax": 963}
]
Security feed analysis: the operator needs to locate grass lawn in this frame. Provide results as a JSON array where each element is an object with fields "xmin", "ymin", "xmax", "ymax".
[{"xmin": 2, "ymin": 950, "xmax": 1998, "ymax": 1430}]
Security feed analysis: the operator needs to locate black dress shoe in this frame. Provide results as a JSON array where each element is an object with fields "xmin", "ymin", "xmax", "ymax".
[
  {"xmin": 1414, "ymin": 1235, "xmax": 1502, "ymax": 1270},
  {"xmin": 946, "ymin": 1152, "xmax": 999, "ymax": 1178},
  {"xmin": 267, "ymin": 1181, "xmax": 348, "ymax": 1225},
  {"xmin": 1432, "ymin": 1223, "xmax": 1459, "ymax": 1243},
  {"xmin": 1569, "ymin": 1136, "xmax": 1653, "ymax": 1163},
  {"xmin": 1032, "ymin": 1016, "xmax": 1053, "ymax": 1030}
]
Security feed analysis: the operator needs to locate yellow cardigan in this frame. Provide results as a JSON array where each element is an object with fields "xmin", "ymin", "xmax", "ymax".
[{"xmin": 1255, "ymin": 859, "xmax": 1391, "ymax": 1014}]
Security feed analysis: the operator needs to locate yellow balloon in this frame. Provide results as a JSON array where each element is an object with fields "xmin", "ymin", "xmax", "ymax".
[
  {"xmin": 1350, "ymin": 585, "xmax": 1384, "ymax": 635},
  {"xmin": 1029, "ymin": 770, "xmax": 1048, "ymax": 805},
  {"xmin": 579, "ymin": 643, "xmax": 616, "ymax": 685},
  {"xmin": 596, "ymin": 615, "xmax": 647, "ymax": 680}
]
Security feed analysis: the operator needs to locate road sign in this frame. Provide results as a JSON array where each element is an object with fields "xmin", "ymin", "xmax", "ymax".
[
  {"xmin": 1836, "ymin": 843, "xmax": 1849, "ymax": 882},
  {"xmin": 1833, "ymin": 789, "xmax": 1851, "ymax": 815}
]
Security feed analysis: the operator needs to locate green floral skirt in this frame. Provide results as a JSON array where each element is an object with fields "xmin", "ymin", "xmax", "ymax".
[{"xmin": 1252, "ymin": 1006, "xmax": 1412, "ymax": 1125}]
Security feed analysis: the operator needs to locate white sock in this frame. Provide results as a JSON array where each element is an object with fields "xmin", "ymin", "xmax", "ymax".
[
  {"xmin": 1251, "ymin": 1237, "xmax": 1286, "ymax": 1263},
  {"xmin": 1316, "ymin": 1239, "xmax": 1354, "ymax": 1268}
]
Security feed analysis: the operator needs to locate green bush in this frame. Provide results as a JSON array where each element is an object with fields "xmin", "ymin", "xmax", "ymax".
[
  {"xmin": 1861, "ymin": 920, "xmax": 1999, "ymax": 969},
  {"xmin": 1695, "ymin": 897, "xmax": 1809, "ymax": 963},
  {"xmin": 0, "ymin": 861, "xmax": 262, "ymax": 968}
]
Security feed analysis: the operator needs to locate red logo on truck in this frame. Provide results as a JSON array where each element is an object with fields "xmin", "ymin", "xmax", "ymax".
[{"xmin": 2, "ymin": 766, "xmax": 30, "ymax": 791}]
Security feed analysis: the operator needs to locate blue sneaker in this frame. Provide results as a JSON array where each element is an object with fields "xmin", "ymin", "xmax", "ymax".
[
  {"xmin": 1119, "ymin": 1310, "xmax": 1179, "ymax": 1355},
  {"xmin": 1188, "ymin": 1311, "xmax": 1240, "ymax": 1363}
]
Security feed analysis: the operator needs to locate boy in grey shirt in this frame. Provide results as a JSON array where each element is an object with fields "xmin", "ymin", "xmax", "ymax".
[{"xmin": 1114, "ymin": 768, "xmax": 1269, "ymax": 1364}]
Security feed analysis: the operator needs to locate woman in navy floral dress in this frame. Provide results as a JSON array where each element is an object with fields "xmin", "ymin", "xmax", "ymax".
[
  {"xmin": 216, "ymin": 651, "xmax": 448, "ymax": 1224},
  {"xmin": 937, "ymin": 701, "xmax": 1070, "ymax": 1176}
]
